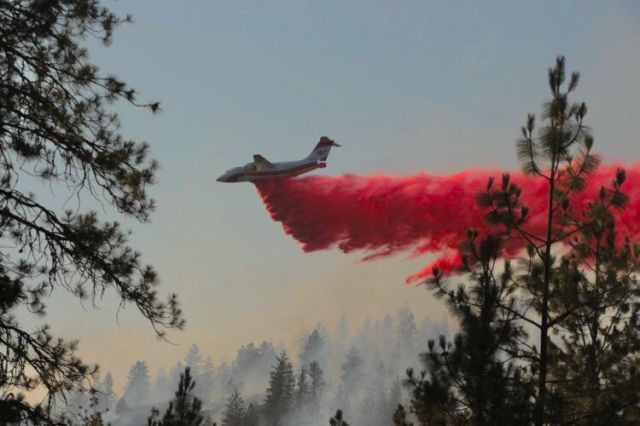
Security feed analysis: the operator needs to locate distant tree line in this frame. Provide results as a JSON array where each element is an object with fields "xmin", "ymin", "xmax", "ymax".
[{"xmin": 64, "ymin": 307, "xmax": 441, "ymax": 425}]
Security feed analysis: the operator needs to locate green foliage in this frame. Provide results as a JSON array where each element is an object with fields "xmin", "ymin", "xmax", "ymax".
[
  {"xmin": 263, "ymin": 351, "xmax": 295, "ymax": 425},
  {"xmin": 295, "ymin": 367, "xmax": 310, "ymax": 407},
  {"xmin": 477, "ymin": 56, "xmax": 637, "ymax": 425},
  {"xmin": 220, "ymin": 386, "xmax": 259, "ymax": 426},
  {"xmin": 243, "ymin": 403, "xmax": 260, "ymax": 426},
  {"xmin": 221, "ymin": 388, "xmax": 246, "ymax": 426},
  {"xmin": 300, "ymin": 329, "xmax": 325, "ymax": 367},
  {"xmin": 0, "ymin": 0, "xmax": 182, "ymax": 422},
  {"xmin": 411, "ymin": 56, "xmax": 640, "ymax": 425},
  {"xmin": 406, "ymin": 235, "xmax": 535, "ymax": 426},
  {"xmin": 544, "ymin": 196, "xmax": 640, "ymax": 424},
  {"xmin": 147, "ymin": 367, "xmax": 213, "ymax": 426},
  {"xmin": 308, "ymin": 361, "xmax": 325, "ymax": 407}
]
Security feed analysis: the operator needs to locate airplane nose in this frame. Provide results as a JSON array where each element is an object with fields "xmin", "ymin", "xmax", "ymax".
[{"xmin": 216, "ymin": 175, "xmax": 226, "ymax": 182}]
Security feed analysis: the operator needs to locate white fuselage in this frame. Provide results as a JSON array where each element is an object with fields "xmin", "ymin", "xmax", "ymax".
[{"xmin": 217, "ymin": 159, "xmax": 326, "ymax": 183}]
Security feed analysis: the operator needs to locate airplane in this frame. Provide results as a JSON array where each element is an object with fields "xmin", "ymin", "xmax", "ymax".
[{"xmin": 216, "ymin": 136, "xmax": 341, "ymax": 183}]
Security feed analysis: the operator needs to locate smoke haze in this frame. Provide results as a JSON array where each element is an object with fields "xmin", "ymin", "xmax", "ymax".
[{"xmin": 65, "ymin": 309, "xmax": 449, "ymax": 426}]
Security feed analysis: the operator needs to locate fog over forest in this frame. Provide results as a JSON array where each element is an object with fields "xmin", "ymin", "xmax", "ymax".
[{"xmin": 62, "ymin": 306, "xmax": 449, "ymax": 425}]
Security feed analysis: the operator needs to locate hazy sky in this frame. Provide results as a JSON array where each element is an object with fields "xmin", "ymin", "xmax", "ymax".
[{"xmin": 32, "ymin": 1, "xmax": 640, "ymax": 392}]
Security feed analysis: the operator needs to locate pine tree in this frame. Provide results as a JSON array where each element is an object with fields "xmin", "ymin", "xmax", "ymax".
[
  {"xmin": 474, "ymin": 56, "xmax": 635, "ymax": 424},
  {"xmin": 232, "ymin": 341, "xmax": 278, "ymax": 393},
  {"xmin": 329, "ymin": 410, "xmax": 350, "ymax": 426},
  {"xmin": 244, "ymin": 403, "xmax": 260, "ymax": 426},
  {"xmin": 263, "ymin": 351, "xmax": 295, "ymax": 425},
  {"xmin": 336, "ymin": 348, "xmax": 364, "ymax": 415},
  {"xmin": 0, "ymin": 0, "xmax": 183, "ymax": 421},
  {"xmin": 98, "ymin": 372, "xmax": 115, "ymax": 414},
  {"xmin": 123, "ymin": 360, "xmax": 151, "ymax": 407},
  {"xmin": 147, "ymin": 367, "xmax": 213, "ymax": 426},
  {"xmin": 296, "ymin": 367, "xmax": 310, "ymax": 407},
  {"xmin": 543, "ymin": 182, "xmax": 640, "ymax": 423},
  {"xmin": 287, "ymin": 366, "xmax": 314, "ymax": 426},
  {"xmin": 480, "ymin": 57, "xmax": 584, "ymax": 424},
  {"xmin": 221, "ymin": 388, "xmax": 246, "ymax": 426},
  {"xmin": 308, "ymin": 361, "xmax": 326, "ymax": 415},
  {"xmin": 308, "ymin": 361, "xmax": 326, "ymax": 403},
  {"xmin": 405, "ymin": 234, "xmax": 534, "ymax": 425},
  {"xmin": 170, "ymin": 361, "xmax": 186, "ymax": 392},
  {"xmin": 185, "ymin": 344, "xmax": 203, "ymax": 376},
  {"xmin": 300, "ymin": 329, "xmax": 325, "ymax": 367},
  {"xmin": 361, "ymin": 357, "xmax": 389, "ymax": 426}
]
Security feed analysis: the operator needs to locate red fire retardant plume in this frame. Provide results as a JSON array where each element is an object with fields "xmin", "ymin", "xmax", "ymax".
[{"xmin": 255, "ymin": 165, "xmax": 640, "ymax": 283}]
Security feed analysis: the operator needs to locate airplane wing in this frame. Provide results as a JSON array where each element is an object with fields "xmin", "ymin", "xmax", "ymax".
[{"xmin": 253, "ymin": 154, "xmax": 274, "ymax": 170}]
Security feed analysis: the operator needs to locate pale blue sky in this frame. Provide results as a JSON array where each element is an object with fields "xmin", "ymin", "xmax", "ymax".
[{"xmin": 34, "ymin": 1, "xmax": 640, "ymax": 388}]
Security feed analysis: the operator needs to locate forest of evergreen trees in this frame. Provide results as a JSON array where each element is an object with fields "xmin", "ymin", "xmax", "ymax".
[{"xmin": 62, "ymin": 308, "xmax": 449, "ymax": 425}]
